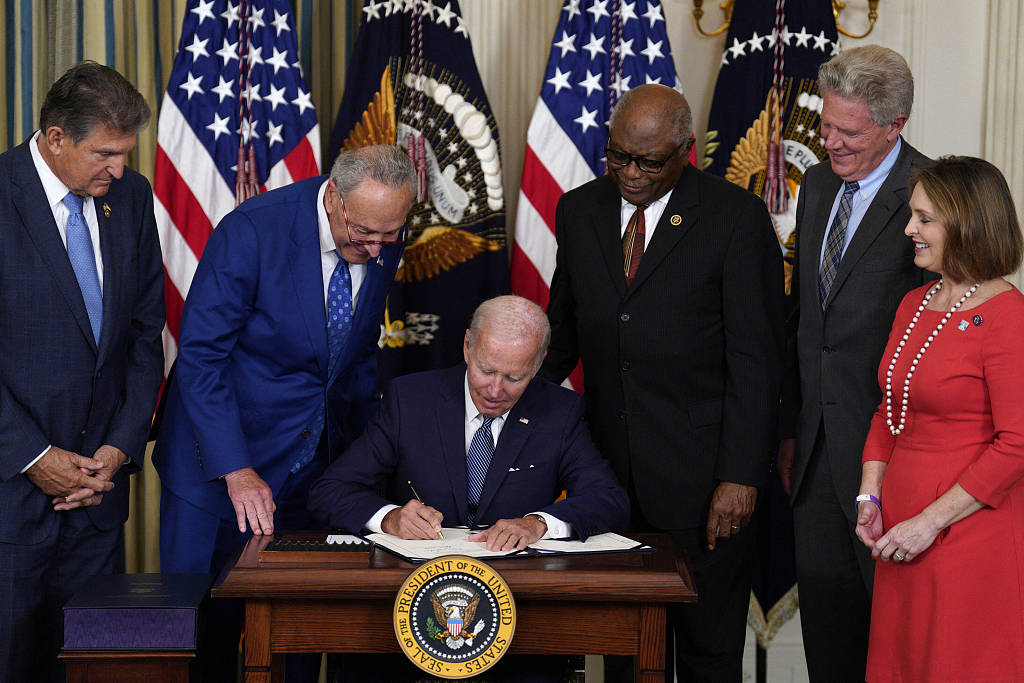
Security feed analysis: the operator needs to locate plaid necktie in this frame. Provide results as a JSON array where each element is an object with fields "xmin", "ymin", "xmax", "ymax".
[
  {"xmin": 62, "ymin": 192, "xmax": 103, "ymax": 343},
  {"xmin": 466, "ymin": 416, "xmax": 495, "ymax": 525},
  {"xmin": 621, "ymin": 203, "xmax": 648, "ymax": 287},
  {"xmin": 818, "ymin": 181, "xmax": 860, "ymax": 306}
]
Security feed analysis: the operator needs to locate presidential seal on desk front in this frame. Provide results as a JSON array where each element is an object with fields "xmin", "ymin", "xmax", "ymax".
[{"xmin": 394, "ymin": 555, "xmax": 516, "ymax": 679}]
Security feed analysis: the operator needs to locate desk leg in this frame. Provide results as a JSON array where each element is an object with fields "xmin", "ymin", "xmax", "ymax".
[
  {"xmin": 244, "ymin": 600, "xmax": 273, "ymax": 683},
  {"xmin": 635, "ymin": 603, "xmax": 667, "ymax": 683}
]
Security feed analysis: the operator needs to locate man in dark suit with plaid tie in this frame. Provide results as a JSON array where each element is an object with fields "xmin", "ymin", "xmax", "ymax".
[
  {"xmin": 0, "ymin": 62, "xmax": 165, "ymax": 682},
  {"xmin": 777, "ymin": 45, "xmax": 933, "ymax": 681}
]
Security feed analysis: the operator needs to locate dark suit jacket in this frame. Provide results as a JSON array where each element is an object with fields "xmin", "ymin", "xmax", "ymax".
[
  {"xmin": 0, "ymin": 139, "xmax": 165, "ymax": 543},
  {"xmin": 153, "ymin": 176, "xmax": 402, "ymax": 518},
  {"xmin": 781, "ymin": 139, "xmax": 933, "ymax": 514},
  {"xmin": 541, "ymin": 165, "xmax": 785, "ymax": 530},
  {"xmin": 308, "ymin": 365, "xmax": 629, "ymax": 540}
]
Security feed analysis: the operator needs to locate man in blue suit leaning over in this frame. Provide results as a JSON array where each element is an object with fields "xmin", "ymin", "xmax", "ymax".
[{"xmin": 154, "ymin": 145, "xmax": 415, "ymax": 679}]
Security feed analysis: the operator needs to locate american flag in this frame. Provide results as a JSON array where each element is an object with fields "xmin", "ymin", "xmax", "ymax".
[
  {"xmin": 511, "ymin": 0, "xmax": 679, "ymax": 389},
  {"xmin": 154, "ymin": 0, "xmax": 321, "ymax": 371}
]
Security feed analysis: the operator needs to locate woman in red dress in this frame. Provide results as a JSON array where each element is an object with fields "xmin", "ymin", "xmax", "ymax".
[{"xmin": 856, "ymin": 156, "xmax": 1024, "ymax": 682}]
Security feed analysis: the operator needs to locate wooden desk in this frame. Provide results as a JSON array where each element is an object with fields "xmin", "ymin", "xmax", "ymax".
[{"xmin": 213, "ymin": 533, "xmax": 695, "ymax": 682}]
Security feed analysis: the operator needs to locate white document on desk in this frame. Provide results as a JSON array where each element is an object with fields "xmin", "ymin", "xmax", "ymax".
[{"xmin": 365, "ymin": 528, "xmax": 649, "ymax": 562}]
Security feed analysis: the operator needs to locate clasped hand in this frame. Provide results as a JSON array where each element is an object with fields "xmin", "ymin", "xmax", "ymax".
[
  {"xmin": 26, "ymin": 445, "xmax": 126, "ymax": 511},
  {"xmin": 855, "ymin": 502, "xmax": 941, "ymax": 563}
]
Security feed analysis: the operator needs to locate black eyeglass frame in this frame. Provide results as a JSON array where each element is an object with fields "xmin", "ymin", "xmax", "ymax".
[{"xmin": 604, "ymin": 139, "xmax": 690, "ymax": 174}]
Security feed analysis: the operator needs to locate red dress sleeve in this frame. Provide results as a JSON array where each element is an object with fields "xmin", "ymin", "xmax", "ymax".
[{"xmin": 958, "ymin": 292, "xmax": 1024, "ymax": 507}]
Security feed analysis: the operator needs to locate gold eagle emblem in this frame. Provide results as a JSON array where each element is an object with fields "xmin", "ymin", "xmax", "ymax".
[
  {"xmin": 397, "ymin": 226, "xmax": 503, "ymax": 283},
  {"xmin": 340, "ymin": 65, "xmax": 397, "ymax": 151},
  {"xmin": 724, "ymin": 105, "xmax": 769, "ymax": 190}
]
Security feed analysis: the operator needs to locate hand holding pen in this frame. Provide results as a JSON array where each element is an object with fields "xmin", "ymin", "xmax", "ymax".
[{"xmin": 380, "ymin": 481, "xmax": 444, "ymax": 540}]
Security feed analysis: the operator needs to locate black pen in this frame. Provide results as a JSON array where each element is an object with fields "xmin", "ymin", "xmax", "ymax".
[{"xmin": 407, "ymin": 480, "xmax": 443, "ymax": 539}]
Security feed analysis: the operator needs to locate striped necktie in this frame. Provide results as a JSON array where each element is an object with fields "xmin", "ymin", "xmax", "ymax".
[
  {"xmin": 466, "ymin": 416, "xmax": 495, "ymax": 524},
  {"xmin": 818, "ymin": 181, "xmax": 859, "ymax": 306}
]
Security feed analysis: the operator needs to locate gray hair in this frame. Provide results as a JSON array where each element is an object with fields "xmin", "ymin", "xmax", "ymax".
[
  {"xmin": 609, "ymin": 86, "xmax": 693, "ymax": 146},
  {"xmin": 818, "ymin": 45, "xmax": 914, "ymax": 126},
  {"xmin": 329, "ymin": 145, "xmax": 417, "ymax": 197},
  {"xmin": 39, "ymin": 61, "xmax": 151, "ymax": 142},
  {"xmin": 468, "ymin": 295, "xmax": 551, "ymax": 369}
]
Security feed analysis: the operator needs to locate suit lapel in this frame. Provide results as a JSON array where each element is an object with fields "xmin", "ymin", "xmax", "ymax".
[
  {"xmin": 437, "ymin": 367, "xmax": 471, "ymax": 524},
  {"xmin": 11, "ymin": 143, "xmax": 97, "ymax": 351},
  {"xmin": 590, "ymin": 180, "xmax": 628, "ymax": 299},
  {"xmin": 626, "ymin": 167, "xmax": 699, "ymax": 296},
  {"xmin": 823, "ymin": 143, "xmax": 913, "ymax": 309},
  {"xmin": 288, "ymin": 186, "xmax": 329, "ymax": 376},
  {"xmin": 95, "ymin": 194, "xmax": 120, "ymax": 364}
]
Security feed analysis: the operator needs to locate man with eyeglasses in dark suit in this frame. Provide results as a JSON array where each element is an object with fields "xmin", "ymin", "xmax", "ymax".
[{"xmin": 541, "ymin": 84, "xmax": 785, "ymax": 681}]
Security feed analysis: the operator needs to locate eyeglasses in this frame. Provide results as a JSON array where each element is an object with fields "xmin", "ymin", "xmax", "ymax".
[
  {"xmin": 604, "ymin": 140, "xmax": 688, "ymax": 174},
  {"xmin": 338, "ymin": 191, "xmax": 407, "ymax": 246}
]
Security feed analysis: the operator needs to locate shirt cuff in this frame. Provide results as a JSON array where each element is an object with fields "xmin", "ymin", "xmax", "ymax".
[
  {"xmin": 530, "ymin": 511, "xmax": 571, "ymax": 539},
  {"xmin": 366, "ymin": 504, "xmax": 400, "ymax": 533},
  {"xmin": 20, "ymin": 445, "xmax": 51, "ymax": 473}
]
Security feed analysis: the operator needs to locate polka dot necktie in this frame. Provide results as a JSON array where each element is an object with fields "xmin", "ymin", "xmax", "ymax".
[
  {"xmin": 62, "ymin": 192, "xmax": 103, "ymax": 344},
  {"xmin": 291, "ymin": 252, "xmax": 353, "ymax": 472},
  {"xmin": 326, "ymin": 252, "xmax": 353, "ymax": 375}
]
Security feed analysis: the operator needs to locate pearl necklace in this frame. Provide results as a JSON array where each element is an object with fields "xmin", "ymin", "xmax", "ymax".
[{"xmin": 885, "ymin": 280, "xmax": 979, "ymax": 436}]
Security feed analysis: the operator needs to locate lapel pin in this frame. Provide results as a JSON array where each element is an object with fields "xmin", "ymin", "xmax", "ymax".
[
  {"xmin": 669, "ymin": 214, "xmax": 682, "ymax": 226},
  {"xmin": 957, "ymin": 320, "xmax": 969, "ymax": 331},
  {"xmin": 102, "ymin": 202, "xmax": 111, "ymax": 218},
  {"xmin": 519, "ymin": 417, "xmax": 529, "ymax": 424},
  {"xmin": 973, "ymin": 314, "xmax": 983, "ymax": 326}
]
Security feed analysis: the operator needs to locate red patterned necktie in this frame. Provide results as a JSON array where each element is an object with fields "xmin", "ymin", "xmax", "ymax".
[{"xmin": 622, "ymin": 203, "xmax": 648, "ymax": 287}]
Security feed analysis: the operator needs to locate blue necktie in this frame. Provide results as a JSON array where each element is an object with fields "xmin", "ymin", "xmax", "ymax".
[
  {"xmin": 818, "ymin": 180, "xmax": 860, "ymax": 306},
  {"xmin": 326, "ymin": 253, "xmax": 353, "ymax": 375},
  {"xmin": 292, "ymin": 254, "xmax": 353, "ymax": 472},
  {"xmin": 62, "ymin": 193, "xmax": 103, "ymax": 343},
  {"xmin": 466, "ymin": 416, "xmax": 495, "ymax": 525}
]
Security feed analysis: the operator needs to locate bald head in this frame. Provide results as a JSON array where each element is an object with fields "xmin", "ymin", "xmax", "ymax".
[
  {"xmin": 468, "ymin": 296, "xmax": 550, "ymax": 368},
  {"xmin": 606, "ymin": 85, "xmax": 693, "ymax": 205},
  {"xmin": 610, "ymin": 84, "xmax": 693, "ymax": 146}
]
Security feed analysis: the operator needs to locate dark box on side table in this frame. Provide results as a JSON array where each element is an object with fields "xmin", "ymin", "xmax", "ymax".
[{"xmin": 63, "ymin": 573, "xmax": 212, "ymax": 651}]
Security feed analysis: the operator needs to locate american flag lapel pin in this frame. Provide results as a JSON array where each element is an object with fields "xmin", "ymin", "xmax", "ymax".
[{"xmin": 519, "ymin": 417, "xmax": 529, "ymax": 424}]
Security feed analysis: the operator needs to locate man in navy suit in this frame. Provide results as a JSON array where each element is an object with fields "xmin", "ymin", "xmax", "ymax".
[
  {"xmin": 309, "ymin": 295, "xmax": 627, "ymax": 682},
  {"xmin": 309, "ymin": 294, "xmax": 628, "ymax": 549},
  {"xmin": 154, "ymin": 145, "xmax": 415, "ymax": 681},
  {"xmin": 0, "ymin": 62, "xmax": 165, "ymax": 682}
]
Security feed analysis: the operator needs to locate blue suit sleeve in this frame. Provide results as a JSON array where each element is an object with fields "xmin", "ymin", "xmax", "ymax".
[{"xmin": 175, "ymin": 211, "xmax": 261, "ymax": 479}]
